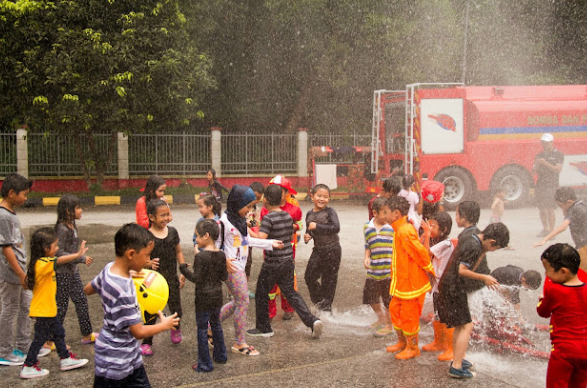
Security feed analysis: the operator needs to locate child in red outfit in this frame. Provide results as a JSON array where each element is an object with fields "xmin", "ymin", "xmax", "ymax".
[
  {"xmin": 537, "ymin": 243, "xmax": 587, "ymax": 388},
  {"xmin": 385, "ymin": 196, "xmax": 435, "ymax": 360}
]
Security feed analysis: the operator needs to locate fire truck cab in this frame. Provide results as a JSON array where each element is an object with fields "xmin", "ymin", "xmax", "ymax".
[{"xmin": 371, "ymin": 83, "xmax": 587, "ymax": 208}]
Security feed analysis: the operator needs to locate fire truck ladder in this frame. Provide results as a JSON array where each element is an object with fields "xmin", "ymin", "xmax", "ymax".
[{"xmin": 371, "ymin": 90, "xmax": 384, "ymax": 174}]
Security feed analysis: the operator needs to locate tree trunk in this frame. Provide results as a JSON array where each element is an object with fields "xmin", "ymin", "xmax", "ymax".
[
  {"xmin": 74, "ymin": 132, "xmax": 92, "ymax": 188},
  {"xmin": 285, "ymin": 78, "xmax": 313, "ymax": 134}
]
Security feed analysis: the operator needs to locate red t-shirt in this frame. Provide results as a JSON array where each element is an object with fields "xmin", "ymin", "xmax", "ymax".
[{"xmin": 537, "ymin": 269, "xmax": 587, "ymax": 358}]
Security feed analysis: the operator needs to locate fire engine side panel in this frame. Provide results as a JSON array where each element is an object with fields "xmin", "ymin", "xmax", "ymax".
[{"xmin": 420, "ymin": 99, "xmax": 464, "ymax": 154}]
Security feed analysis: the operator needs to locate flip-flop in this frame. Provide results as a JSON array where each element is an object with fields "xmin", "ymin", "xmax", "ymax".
[
  {"xmin": 49, "ymin": 343, "xmax": 72, "ymax": 351},
  {"xmin": 81, "ymin": 332, "xmax": 99, "ymax": 345},
  {"xmin": 231, "ymin": 346, "xmax": 259, "ymax": 356}
]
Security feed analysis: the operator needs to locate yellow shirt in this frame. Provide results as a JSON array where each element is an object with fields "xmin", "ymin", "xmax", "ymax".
[{"xmin": 29, "ymin": 257, "xmax": 57, "ymax": 317}]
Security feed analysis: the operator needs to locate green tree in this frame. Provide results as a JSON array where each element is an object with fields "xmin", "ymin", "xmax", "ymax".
[{"xmin": 0, "ymin": 0, "xmax": 214, "ymax": 188}]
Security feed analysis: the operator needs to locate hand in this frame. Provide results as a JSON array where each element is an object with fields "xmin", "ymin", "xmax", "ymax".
[
  {"xmin": 308, "ymin": 222, "xmax": 317, "ymax": 231},
  {"xmin": 78, "ymin": 240, "xmax": 89, "ymax": 257},
  {"xmin": 149, "ymin": 258, "xmax": 160, "ymax": 271},
  {"xmin": 533, "ymin": 240, "xmax": 546, "ymax": 247},
  {"xmin": 484, "ymin": 275, "xmax": 499, "ymax": 290},
  {"xmin": 363, "ymin": 256, "xmax": 371, "ymax": 270},
  {"xmin": 179, "ymin": 274, "xmax": 186, "ymax": 289},
  {"xmin": 272, "ymin": 240, "xmax": 284, "ymax": 249},
  {"xmin": 304, "ymin": 233, "xmax": 312, "ymax": 243},
  {"xmin": 85, "ymin": 256, "xmax": 93, "ymax": 266},
  {"xmin": 19, "ymin": 273, "xmax": 27, "ymax": 290},
  {"xmin": 420, "ymin": 219, "xmax": 431, "ymax": 236},
  {"xmin": 226, "ymin": 258, "xmax": 238, "ymax": 273},
  {"xmin": 159, "ymin": 311, "xmax": 180, "ymax": 330}
]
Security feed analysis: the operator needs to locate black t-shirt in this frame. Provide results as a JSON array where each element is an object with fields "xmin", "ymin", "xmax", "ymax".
[
  {"xmin": 305, "ymin": 207, "xmax": 340, "ymax": 249},
  {"xmin": 534, "ymin": 148, "xmax": 564, "ymax": 187},
  {"xmin": 440, "ymin": 234, "xmax": 485, "ymax": 294},
  {"xmin": 490, "ymin": 265, "xmax": 523, "ymax": 304},
  {"xmin": 150, "ymin": 226, "xmax": 180, "ymax": 277},
  {"xmin": 566, "ymin": 201, "xmax": 587, "ymax": 248},
  {"xmin": 180, "ymin": 250, "xmax": 228, "ymax": 312}
]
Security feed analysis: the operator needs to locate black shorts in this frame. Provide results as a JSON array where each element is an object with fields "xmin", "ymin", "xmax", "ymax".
[
  {"xmin": 362, "ymin": 278, "xmax": 391, "ymax": 307},
  {"xmin": 94, "ymin": 365, "xmax": 151, "ymax": 388},
  {"xmin": 535, "ymin": 184, "xmax": 557, "ymax": 209},
  {"xmin": 436, "ymin": 285, "xmax": 471, "ymax": 328}
]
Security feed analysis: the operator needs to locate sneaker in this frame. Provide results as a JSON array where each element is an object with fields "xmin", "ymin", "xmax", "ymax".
[
  {"xmin": 170, "ymin": 329, "xmax": 182, "ymax": 344},
  {"xmin": 448, "ymin": 365, "xmax": 476, "ymax": 379},
  {"xmin": 462, "ymin": 359, "xmax": 475, "ymax": 370},
  {"xmin": 11, "ymin": 349, "xmax": 27, "ymax": 362},
  {"xmin": 248, "ymin": 291, "xmax": 255, "ymax": 299},
  {"xmin": 20, "ymin": 363, "xmax": 49, "ymax": 379},
  {"xmin": 37, "ymin": 347, "xmax": 51, "ymax": 358},
  {"xmin": 312, "ymin": 320, "xmax": 323, "ymax": 339},
  {"xmin": 246, "ymin": 328, "xmax": 274, "ymax": 337},
  {"xmin": 282, "ymin": 311, "xmax": 295, "ymax": 320},
  {"xmin": 141, "ymin": 344, "xmax": 153, "ymax": 356},
  {"xmin": 60, "ymin": 353, "xmax": 89, "ymax": 371},
  {"xmin": 0, "ymin": 354, "xmax": 24, "ymax": 366}
]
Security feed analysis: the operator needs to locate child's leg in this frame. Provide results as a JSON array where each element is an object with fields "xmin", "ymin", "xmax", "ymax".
[
  {"xmin": 0, "ymin": 281, "xmax": 28, "ymax": 357},
  {"xmin": 546, "ymin": 353, "xmax": 574, "ymax": 388},
  {"xmin": 13, "ymin": 284, "xmax": 33, "ymax": 353},
  {"xmin": 255, "ymin": 263, "xmax": 275, "ymax": 332},
  {"xmin": 55, "ymin": 273, "xmax": 71, "ymax": 325},
  {"xmin": 195, "ymin": 312, "xmax": 213, "ymax": 372},
  {"xmin": 268, "ymin": 284, "xmax": 279, "ymax": 320},
  {"xmin": 221, "ymin": 270, "xmax": 249, "ymax": 346},
  {"xmin": 69, "ymin": 273, "xmax": 93, "ymax": 337},
  {"xmin": 319, "ymin": 245, "xmax": 342, "ymax": 310},
  {"xmin": 569, "ymin": 358, "xmax": 587, "ymax": 388},
  {"xmin": 166, "ymin": 275, "xmax": 182, "ymax": 330},
  {"xmin": 452, "ymin": 322, "xmax": 473, "ymax": 369},
  {"xmin": 142, "ymin": 312, "xmax": 158, "ymax": 346},
  {"xmin": 23, "ymin": 318, "xmax": 50, "ymax": 366},
  {"xmin": 304, "ymin": 249, "xmax": 323, "ymax": 305},
  {"xmin": 210, "ymin": 307, "xmax": 227, "ymax": 364},
  {"xmin": 277, "ymin": 260, "xmax": 317, "ymax": 329}
]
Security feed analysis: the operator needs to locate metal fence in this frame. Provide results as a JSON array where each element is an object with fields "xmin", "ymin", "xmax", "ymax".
[
  {"xmin": 221, "ymin": 133, "xmax": 297, "ymax": 174},
  {"xmin": 0, "ymin": 133, "xmax": 17, "ymax": 175},
  {"xmin": 309, "ymin": 133, "xmax": 371, "ymax": 163},
  {"xmin": 128, "ymin": 132, "xmax": 210, "ymax": 175},
  {"xmin": 28, "ymin": 132, "xmax": 117, "ymax": 177}
]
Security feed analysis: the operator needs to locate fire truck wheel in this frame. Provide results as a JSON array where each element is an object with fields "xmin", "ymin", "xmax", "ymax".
[
  {"xmin": 490, "ymin": 166, "xmax": 532, "ymax": 207},
  {"xmin": 434, "ymin": 167, "xmax": 475, "ymax": 210}
]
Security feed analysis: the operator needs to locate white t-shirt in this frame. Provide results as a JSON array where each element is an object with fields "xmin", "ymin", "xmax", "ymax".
[{"xmin": 429, "ymin": 238, "xmax": 455, "ymax": 293}]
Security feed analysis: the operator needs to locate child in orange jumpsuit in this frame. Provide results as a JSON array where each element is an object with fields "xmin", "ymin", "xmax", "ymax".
[{"xmin": 385, "ymin": 196, "xmax": 435, "ymax": 360}]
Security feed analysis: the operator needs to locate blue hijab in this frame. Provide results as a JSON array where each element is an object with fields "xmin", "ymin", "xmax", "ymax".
[{"xmin": 225, "ymin": 185, "xmax": 256, "ymax": 236}]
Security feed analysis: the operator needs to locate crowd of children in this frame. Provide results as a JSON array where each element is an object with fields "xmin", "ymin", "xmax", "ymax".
[{"xmin": 0, "ymin": 170, "xmax": 584, "ymax": 387}]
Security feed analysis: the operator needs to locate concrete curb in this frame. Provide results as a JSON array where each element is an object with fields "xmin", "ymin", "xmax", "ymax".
[{"xmin": 24, "ymin": 192, "xmax": 360, "ymax": 208}]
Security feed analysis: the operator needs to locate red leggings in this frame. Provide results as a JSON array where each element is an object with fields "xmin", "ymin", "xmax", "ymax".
[{"xmin": 547, "ymin": 353, "xmax": 587, "ymax": 388}]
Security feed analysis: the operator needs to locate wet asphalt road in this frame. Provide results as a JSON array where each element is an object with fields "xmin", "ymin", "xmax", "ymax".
[{"xmin": 1, "ymin": 201, "xmax": 560, "ymax": 387}]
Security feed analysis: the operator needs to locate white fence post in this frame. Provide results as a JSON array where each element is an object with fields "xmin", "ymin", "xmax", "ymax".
[
  {"xmin": 211, "ymin": 127, "xmax": 222, "ymax": 177},
  {"xmin": 117, "ymin": 132, "xmax": 129, "ymax": 180},
  {"xmin": 298, "ymin": 128, "xmax": 308, "ymax": 178},
  {"xmin": 16, "ymin": 127, "xmax": 28, "ymax": 178}
]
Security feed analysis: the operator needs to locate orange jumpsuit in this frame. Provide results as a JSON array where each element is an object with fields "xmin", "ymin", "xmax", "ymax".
[{"xmin": 389, "ymin": 216, "xmax": 435, "ymax": 336}]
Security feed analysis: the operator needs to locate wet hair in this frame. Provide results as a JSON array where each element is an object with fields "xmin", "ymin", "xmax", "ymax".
[
  {"xmin": 541, "ymin": 243, "xmax": 580, "ymax": 274},
  {"xmin": 250, "ymin": 182, "xmax": 264, "ymax": 195},
  {"xmin": 115, "ymin": 223, "xmax": 154, "ymax": 257},
  {"xmin": 554, "ymin": 187, "xmax": 577, "ymax": 203},
  {"xmin": 402, "ymin": 175, "xmax": 415, "ymax": 190},
  {"xmin": 456, "ymin": 200, "xmax": 480, "ymax": 225},
  {"xmin": 195, "ymin": 219, "xmax": 219, "ymax": 241},
  {"xmin": 495, "ymin": 186, "xmax": 507, "ymax": 194},
  {"xmin": 207, "ymin": 168, "xmax": 217, "ymax": 179},
  {"xmin": 26, "ymin": 227, "xmax": 58, "ymax": 291},
  {"xmin": 56, "ymin": 194, "xmax": 81, "ymax": 227},
  {"xmin": 429, "ymin": 211, "xmax": 452, "ymax": 241},
  {"xmin": 387, "ymin": 196, "xmax": 409, "ymax": 216},
  {"xmin": 382, "ymin": 176, "xmax": 402, "ymax": 196},
  {"xmin": 147, "ymin": 198, "xmax": 168, "ymax": 218},
  {"xmin": 264, "ymin": 184, "xmax": 283, "ymax": 206},
  {"xmin": 311, "ymin": 184, "xmax": 330, "ymax": 195},
  {"xmin": 372, "ymin": 197, "xmax": 389, "ymax": 213},
  {"xmin": 422, "ymin": 201, "xmax": 440, "ymax": 221},
  {"xmin": 480, "ymin": 222, "xmax": 509, "ymax": 248},
  {"xmin": 144, "ymin": 175, "xmax": 166, "ymax": 203},
  {"xmin": 199, "ymin": 194, "xmax": 221, "ymax": 216},
  {"xmin": 522, "ymin": 270, "xmax": 542, "ymax": 290},
  {"xmin": 1, "ymin": 173, "xmax": 33, "ymax": 197}
]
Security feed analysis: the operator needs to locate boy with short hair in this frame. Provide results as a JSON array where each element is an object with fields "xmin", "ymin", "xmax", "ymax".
[
  {"xmin": 437, "ymin": 222, "xmax": 510, "ymax": 379},
  {"xmin": 535, "ymin": 187, "xmax": 587, "ymax": 272},
  {"xmin": 247, "ymin": 184, "xmax": 322, "ymax": 338},
  {"xmin": 385, "ymin": 196, "xmax": 435, "ymax": 360},
  {"xmin": 537, "ymin": 243, "xmax": 587, "ymax": 388},
  {"xmin": 363, "ymin": 197, "xmax": 393, "ymax": 336},
  {"xmin": 0, "ymin": 173, "xmax": 47, "ymax": 365},
  {"xmin": 490, "ymin": 187, "xmax": 508, "ymax": 224},
  {"xmin": 368, "ymin": 176, "xmax": 402, "ymax": 221},
  {"xmin": 490, "ymin": 266, "xmax": 542, "ymax": 323},
  {"xmin": 84, "ymin": 223, "xmax": 179, "ymax": 387}
]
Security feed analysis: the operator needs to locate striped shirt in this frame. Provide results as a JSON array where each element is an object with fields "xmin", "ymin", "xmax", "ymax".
[
  {"xmin": 259, "ymin": 210, "xmax": 293, "ymax": 261},
  {"xmin": 91, "ymin": 262, "xmax": 143, "ymax": 380},
  {"xmin": 364, "ymin": 219, "xmax": 393, "ymax": 280}
]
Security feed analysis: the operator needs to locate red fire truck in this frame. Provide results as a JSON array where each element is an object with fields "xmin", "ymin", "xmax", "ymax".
[{"xmin": 370, "ymin": 83, "xmax": 587, "ymax": 208}]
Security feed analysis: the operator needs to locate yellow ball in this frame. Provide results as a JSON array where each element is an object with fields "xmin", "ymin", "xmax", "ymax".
[{"xmin": 133, "ymin": 270, "xmax": 169, "ymax": 322}]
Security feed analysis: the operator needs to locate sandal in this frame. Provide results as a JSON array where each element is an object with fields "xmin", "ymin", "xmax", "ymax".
[
  {"xmin": 49, "ymin": 343, "xmax": 72, "ymax": 351},
  {"xmin": 231, "ymin": 345, "xmax": 259, "ymax": 356},
  {"xmin": 81, "ymin": 332, "xmax": 99, "ymax": 345}
]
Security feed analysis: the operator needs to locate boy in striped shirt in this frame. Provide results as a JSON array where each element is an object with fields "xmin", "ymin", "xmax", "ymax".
[{"xmin": 363, "ymin": 197, "xmax": 394, "ymax": 337}]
